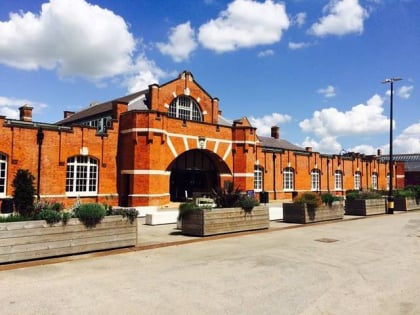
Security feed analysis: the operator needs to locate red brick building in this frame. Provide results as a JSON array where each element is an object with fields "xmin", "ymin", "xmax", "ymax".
[{"xmin": 0, "ymin": 71, "xmax": 400, "ymax": 211}]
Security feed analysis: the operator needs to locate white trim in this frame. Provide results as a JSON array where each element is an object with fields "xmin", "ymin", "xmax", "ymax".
[
  {"xmin": 183, "ymin": 137, "xmax": 189, "ymax": 150},
  {"xmin": 166, "ymin": 135, "xmax": 178, "ymax": 157},
  {"xmin": 223, "ymin": 143, "xmax": 232, "ymax": 161},
  {"xmin": 121, "ymin": 170, "xmax": 170, "ymax": 175},
  {"xmin": 213, "ymin": 140, "xmax": 219, "ymax": 154},
  {"xmin": 66, "ymin": 192, "xmax": 98, "ymax": 197},
  {"xmin": 234, "ymin": 173, "xmax": 254, "ymax": 177},
  {"xmin": 220, "ymin": 174, "xmax": 233, "ymax": 177}
]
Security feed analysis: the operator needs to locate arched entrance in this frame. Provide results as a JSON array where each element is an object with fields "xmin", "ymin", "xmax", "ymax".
[{"xmin": 169, "ymin": 149, "xmax": 230, "ymax": 201}]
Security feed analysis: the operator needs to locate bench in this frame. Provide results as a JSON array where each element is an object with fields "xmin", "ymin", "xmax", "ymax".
[{"xmin": 145, "ymin": 210, "xmax": 178, "ymax": 225}]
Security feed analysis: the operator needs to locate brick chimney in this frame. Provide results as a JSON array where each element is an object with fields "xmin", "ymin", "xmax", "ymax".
[
  {"xmin": 306, "ymin": 147, "xmax": 312, "ymax": 152},
  {"xmin": 64, "ymin": 111, "xmax": 75, "ymax": 119},
  {"xmin": 271, "ymin": 126, "xmax": 280, "ymax": 139},
  {"xmin": 19, "ymin": 105, "xmax": 33, "ymax": 122}
]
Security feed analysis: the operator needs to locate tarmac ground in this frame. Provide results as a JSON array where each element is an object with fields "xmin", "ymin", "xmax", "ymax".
[{"xmin": 1, "ymin": 211, "xmax": 419, "ymax": 314}]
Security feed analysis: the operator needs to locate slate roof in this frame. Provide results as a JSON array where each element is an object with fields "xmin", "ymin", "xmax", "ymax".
[
  {"xmin": 258, "ymin": 136, "xmax": 306, "ymax": 152},
  {"xmin": 56, "ymin": 90, "xmax": 148, "ymax": 125},
  {"xmin": 378, "ymin": 154, "xmax": 420, "ymax": 162}
]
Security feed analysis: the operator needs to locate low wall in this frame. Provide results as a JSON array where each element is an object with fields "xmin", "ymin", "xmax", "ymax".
[
  {"xmin": 0, "ymin": 216, "xmax": 137, "ymax": 264},
  {"xmin": 182, "ymin": 206, "xmax": 269, "ymax": 236},
  {"xmin": 345, "ymin": 199, "xmax": 386, "ymax": 216},
  {"xmin": 283, "ymin": 202, "xmax": 344, "ymax": 224}
]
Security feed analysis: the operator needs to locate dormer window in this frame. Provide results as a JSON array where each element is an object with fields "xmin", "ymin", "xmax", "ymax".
[{"xmin": 168, "ymin": 96, "xmax": 203, "ymax": 122}]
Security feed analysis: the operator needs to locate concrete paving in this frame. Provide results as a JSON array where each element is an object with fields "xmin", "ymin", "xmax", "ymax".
[{"xmin": 1, "ymin": 211, "xmax": 420, "ymax": 314}]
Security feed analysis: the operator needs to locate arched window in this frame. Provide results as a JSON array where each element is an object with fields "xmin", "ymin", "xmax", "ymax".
[
  {"xmin": 66, "ymin": 156, "xmax": 98, "ymax": 195},
  {"xmin": 311, "ymin": 169, "xmax": 320, "ymax": 191},
  {"xmin": 254, "ymin": 165, "xmax": 263, "ymax": 192},
  {"xmin": 0, "ymin": 153, "xmax": 7, "ymax": 197},
  {"xmin": 334, "ymin": 170, "xmax": 343, "ymax": 191},
  {"xmin": 371, "ymin": 173, "xmax": 378, "ymax": 190},
  {"xmin": 283, "ymin": 167, "xmax": 294, "ymax": 191},
  {"xmin": 168, "ymin": 96, "xmax": 203, "ymax": 122},
  {"xmin": 354, "ymin": 171, "xmax": 361, "ymax": 190}
]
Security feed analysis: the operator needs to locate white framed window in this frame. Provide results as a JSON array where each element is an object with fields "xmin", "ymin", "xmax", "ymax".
[
  {"xmin": 354, "ymin": 171, "xmax": 361, "ymax": 190},
  {"xmin": 0, "ymin": 153, "xmax": 7, "ymax": 197},
  {"xmin": 254, "ymin": 165, "xmax": 263, "ymax": 192},
  {"xmin": 66, "ymin": 156, "xmax": 98, "ymax": 196},
  {"xmin": 311, "ymin": 169, "xmax": 320, "ymax": 191},
  {"xmin": 372, "ymin": 173, "xmax": 378, "ymax": 190},
  {"xmin": 334, "ymin": 170, "xmax": 343, "ymax": 191},
  {"xmin": 283, "ymin": 167, "xmax": 294, "ymax": 191},
  {"xmin": 168, "ymin": 96, "xmax": 203, "ymax": 122}
]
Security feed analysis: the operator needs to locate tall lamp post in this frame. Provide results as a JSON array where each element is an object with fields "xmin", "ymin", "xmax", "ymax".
[{"xmin": 382, "ymin": 77, "xmax": 402, "ymax": 214}]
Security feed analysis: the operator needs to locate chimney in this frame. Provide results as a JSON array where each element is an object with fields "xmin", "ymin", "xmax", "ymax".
[
  {"xmin": 64, "ymin": 111, "xmax": 75, "ymax": 119},
  {"xmin": 377, "ymin": 149, "xmax": 382, "ymax": 156},
  {"xmin": 19, "ymin": 105, "xmax": 33, "ymax": 122},
  {"xmin": 306, "ymin": 147, "xmax": 312, "ymax": 152},
  {"xmin": 271, "ymin": 126, "xmax": 280, "ymax": 139}
]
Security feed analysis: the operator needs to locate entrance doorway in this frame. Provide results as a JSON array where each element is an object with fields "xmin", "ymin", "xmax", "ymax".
[{"xmin": 169, "ymin": 149, "xmax": 229, "ymax": 201}]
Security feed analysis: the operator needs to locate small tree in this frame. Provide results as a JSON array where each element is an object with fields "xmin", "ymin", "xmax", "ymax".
[{"xmin": 12, "ymin": 169, "xmax": 36, "ymax": 217}]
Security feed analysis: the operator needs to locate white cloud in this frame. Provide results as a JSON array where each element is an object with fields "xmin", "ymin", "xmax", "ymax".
[
  {"xmin": 125, "ymin": 54, "xmax": 170, "ymax": 93},
  {"xmin": 0, "ymin": 0, "xmax": 135, "ymax": 80},
  {"xmin": 198, "ymin": 0, "xmax": 290, "ymax": 53},
  {"xmin": 397, "ymin": 85, "xmax": 413, "ymax": 99},
  {"xmin": 348, "ymin": 144, "xmax": 377, "ymax": 155},
  {"xmin": 257, "ymin": 49, "xmax": 274, "ymax": 58},
  {"xmin": 309, "ymin": 0, "xmax": 368, "ymax": 36},
  {"xmin": 293, "ymin": 12, "xmax": 307, "ymax": 27},
  {"xmin": 288, "ymin": 41, "xmax": 311, "ymax": 50},
  {"xmin": 317, "ymin": 85, "xmax": 336, "ymax": 98},
  {"xmin": 300, "ymin": 94, "xmax": 389, "ymax": 138},
  {"xmin": 393, "ymin": 122, "xmax": 420, "ymax": 153},
  {"xmin": 302, "ymin": 136, "xmax": 342, "ymax": 153},
  {"xmin": 156, "ymin": 22, "xmax": 197, "ymax": 62},
  {"xmin": 0, "ymin": 96, "xmax": 47, "ymax": 119},
  {"xmin": 249, "ymin": 113, "xmax": 292, "ymax": 136}
]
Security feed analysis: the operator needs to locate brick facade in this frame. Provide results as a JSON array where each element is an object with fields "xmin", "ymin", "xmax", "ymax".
[{"xmin": 0, "ymin": 71, "xmax": 402, "ymax": 211}]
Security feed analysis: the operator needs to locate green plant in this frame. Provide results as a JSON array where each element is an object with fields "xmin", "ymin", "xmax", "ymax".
[
  {"xmin": 321, "ymin": 193, "xmax": 339, "ymax": 206},
  {"xmin": 0, "ymin": 214, "xmax": 28, "ymax": 222},
  {"xmin": 239, "ymin": 196, "xmax": 259, "ymax": 212},
  {"xmin": 294, "ymin": 192, "xmax": 322, "ymax": 208},
  {"xmin": 394, "ymin": 189, "xmax": 416, "ymax": 198},
  {"xmin": 39, "ymin": 209, "xmax": 62, "ymax": 225},
  {"xmin": 211, "ymin": 181, "xmax": 241, "ymax": 208},
  {"xmin": 74, "ymin": 203, "xmax": 106, "ymax": 228},
  {"xmin": 178, "ymin": 202, "xmax": 199, "ymax": 220},
  {"xmin": 12, "ymin": 169, "xmax": 36, "ymax": 217},
  {"xmin": 111, "ymin": 208, "xmax": 139, "ymax": 224},
  {"xmin": 346, "ymin": 190, "xmax": 383, "ymax": 201},
  {"xmin": 62, "ymin": 212, "xmax": 72, "ymax": 225}
]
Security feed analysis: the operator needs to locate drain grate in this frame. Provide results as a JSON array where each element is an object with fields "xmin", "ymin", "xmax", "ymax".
[{"xmin": 314, "ymin": 238, "xmax": 339, "ymax": 243}]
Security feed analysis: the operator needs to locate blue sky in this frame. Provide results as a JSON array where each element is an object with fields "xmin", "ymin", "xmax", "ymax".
[{"xmin": 0, "ymin": 0, "xmax": 419, "ymax": 155}]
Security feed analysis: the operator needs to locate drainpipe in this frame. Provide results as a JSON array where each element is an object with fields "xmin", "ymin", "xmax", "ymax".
[
  {"xmin": 272, "ymin": 153, "xmax": 276, "ymax": 200},
  {"xmin": 36, "ymin": 127, "xmax": 44, "ymax": 201}
]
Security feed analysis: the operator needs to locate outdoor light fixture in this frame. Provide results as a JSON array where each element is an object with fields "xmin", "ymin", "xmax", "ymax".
[{"xmin": 382, "ymin": 77, "xmax": 402, "ymax": 214}]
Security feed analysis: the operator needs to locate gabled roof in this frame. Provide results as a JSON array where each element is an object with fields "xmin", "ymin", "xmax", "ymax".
[
  {"xmin": 258, "ymin": 136, "xmax": 306, "ymax": 152},
  {"xmin": 56, "ymin": 89, "xmax": 148, "ymax": 125}
]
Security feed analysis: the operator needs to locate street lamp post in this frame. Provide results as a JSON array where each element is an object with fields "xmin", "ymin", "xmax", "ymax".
[{"xmin": 382, "ymin": 77, "xmax": 402, "ymax": 214}]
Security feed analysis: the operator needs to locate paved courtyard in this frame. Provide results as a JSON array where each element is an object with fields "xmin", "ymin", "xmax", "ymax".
[{"xmin": 1, "ymin": 211, "xmax": 419, "ymax": 314}]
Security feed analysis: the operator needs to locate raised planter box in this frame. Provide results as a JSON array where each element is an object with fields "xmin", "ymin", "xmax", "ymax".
[
  {"xmin": 394, "ymin": 196, "xmax": 420, "ymax": 211},
  {"xmin": 0, "ymin": 215, "xmax": 137, "ymax": 264},
  {"xmin": 345, "ymin": 198, "xmax": 386, "ymax": 216},
  {"xmin": 181, "ymin": 206, "xmax": 269, "ymax": 236},
  {"xmin": 283, "ymin": 202, "xmax": 344, "ymax": 224}
]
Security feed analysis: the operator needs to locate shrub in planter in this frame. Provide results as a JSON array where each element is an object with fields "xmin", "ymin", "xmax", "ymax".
[
  {"xmin": 111, "ymin": 207, "xmax": 139, "ymax": 224},
  {"xmin": 74, "ymin": 203, "xmax": 106, "ymax": 228},
  {"xmin": 238, "ymin": 196, "xmax": 259, "ymax": 212},
  {"xmin": 178, "ymin": 202, "xmax": 200, "ymax": 220},
  {"xmin": 294, "ymin": 192, "xmax": 322, "ymax": 208},
  {"xmin": 321, "ymin": 193, "xmax": 339, "ymax": 206},
  {"xmin": 39, "ymin": 209, "xmax": 62, "ymax": 225},
  {"xmin": 211, "ymin": 181, "xmax": 241, "ymax": 208}
]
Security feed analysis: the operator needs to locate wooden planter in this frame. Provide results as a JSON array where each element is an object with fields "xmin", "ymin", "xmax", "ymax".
[
  {"xmin": 394, "ymin": 196, "xmax": 420, "ymax": 211},
  {"xmin": 283, "ymin": 202, "xmax": 344, "ymax": 224},
  {"xmin": 345, "ymin": 198, "xmax": 386, "ymax": 216},
  {"xmin": 0, "ymin": 215, "xmax": 137, "ymax": 264},
  {"xmin": 181, "ymin": 206, "xmax": 269, "ymax": 236}
]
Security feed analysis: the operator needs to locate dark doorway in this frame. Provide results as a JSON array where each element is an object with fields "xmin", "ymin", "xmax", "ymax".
[{"xmin": 169, "ymin": 149, "xmax": 227, "ymax": 201}]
